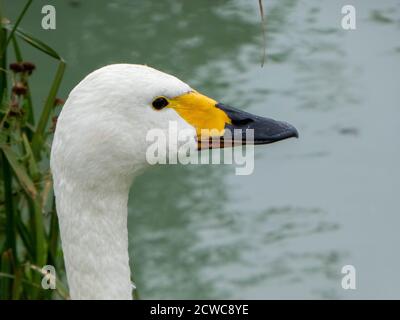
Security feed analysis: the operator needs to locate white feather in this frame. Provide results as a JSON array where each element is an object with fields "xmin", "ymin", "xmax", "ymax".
[{"xmin": 51, "ymin": 64, "xmax": 196, "ymax": 299}]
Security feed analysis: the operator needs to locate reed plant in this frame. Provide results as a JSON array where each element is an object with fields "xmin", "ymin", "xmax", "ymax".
[{"xmin": 0, "ymin": 0, "xmax": 68, "ymax": 299}]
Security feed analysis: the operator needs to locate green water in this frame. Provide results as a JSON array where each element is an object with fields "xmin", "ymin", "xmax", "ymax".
[{"xmin": 6, "ymin": 0, "xmax": 400, "ymax": 298}]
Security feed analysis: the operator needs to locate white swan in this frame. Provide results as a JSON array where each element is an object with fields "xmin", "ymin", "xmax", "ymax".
[{"xmin": 50, "ymin": 64, "xmax": 298, "ymax": 299}]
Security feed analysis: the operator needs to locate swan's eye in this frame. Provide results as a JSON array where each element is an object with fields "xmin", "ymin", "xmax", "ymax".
[{"xmin": 152, "ymin": 97, "xmax": 169, "ymax": 110}]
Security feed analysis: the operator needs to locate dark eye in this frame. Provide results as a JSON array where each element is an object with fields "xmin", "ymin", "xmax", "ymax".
[{"xmin": 152, "ymin": 97, "xmax": 169, "ymax": 110}]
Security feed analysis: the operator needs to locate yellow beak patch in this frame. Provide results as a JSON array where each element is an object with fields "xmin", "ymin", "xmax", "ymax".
[{"xmin": 168, "ymin": 91, "xmax": 231, "ymax": 137}]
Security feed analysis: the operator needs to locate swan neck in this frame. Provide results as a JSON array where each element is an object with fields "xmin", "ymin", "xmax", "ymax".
[{"xmin": 56, "ymin": 182, "xmax": 132, "ymax": 299}]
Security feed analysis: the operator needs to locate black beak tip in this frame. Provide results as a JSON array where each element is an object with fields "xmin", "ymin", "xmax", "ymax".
[
  {"xmin": 265, "ymin": 121, "xmax": 299, "ymax": 144},
  {"xmin": 288, "ymin": 123, "xmax": 299, "ymax": 139}
]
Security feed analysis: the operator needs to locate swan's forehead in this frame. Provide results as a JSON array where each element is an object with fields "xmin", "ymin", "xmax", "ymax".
[{"xmin": 134, "ymin": 66, "xmax": 191, "ymax": 101}]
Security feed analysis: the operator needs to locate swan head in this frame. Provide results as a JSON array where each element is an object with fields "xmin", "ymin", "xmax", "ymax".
[
  {"xmin": 50, "ymin": 64, "xmax": 298, "ymax": 299},
  {"xmin": 51, "ymin": 64, "xmax": 298, "ymax": 188}
]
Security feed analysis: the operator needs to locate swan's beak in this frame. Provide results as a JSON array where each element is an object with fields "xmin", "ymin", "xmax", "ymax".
[
  {"xmin": 169, "ymin": 91, "xmax": 298, "ymax": 149},
  {"xmin": 212, "ymin": 103, "xmax": 299, "ymax": 149}
]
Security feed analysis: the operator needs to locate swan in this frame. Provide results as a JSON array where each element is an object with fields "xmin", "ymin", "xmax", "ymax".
[{"xmin": 50, "ymin": 64, "xmax": 298, "ymax": 300}]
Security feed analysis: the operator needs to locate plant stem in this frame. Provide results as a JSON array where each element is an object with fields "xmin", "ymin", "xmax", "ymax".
[
  {"xmin": 0, "ymin": 1, "xmax": 7, "ymax": 104},
  {"xmin": 32, "ymin": 61, "xmax": 65, "ymax": 156},
  {"xmin": 0, "ymin": 0, "xmax": 33, "ymax": 57}
]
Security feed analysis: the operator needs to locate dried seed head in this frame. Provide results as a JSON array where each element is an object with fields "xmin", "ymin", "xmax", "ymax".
[
  {"xmin": 22, "ymin": 61, "xmax": 36, "ymax": 74},
  {"xmin": 9, "ymin": 102, "xmax": 22, "ymax": 116},
  {"xmin": 9, "ymin": 62, "xmax": 24, "ymax": 73},
  {"xmin": 12, "ymin": 82, "xmax": 27, "ymax": 96},
  {"xmin": 50, "ymin": 116, "xmax": 58, "ymax": 132},
  {"xmin": 54, "ymin": 98, "xmax": 65, "ymax": 107}
]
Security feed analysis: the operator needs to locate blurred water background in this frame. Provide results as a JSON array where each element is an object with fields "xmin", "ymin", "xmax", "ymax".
[{"xmin": 6, "ymin": 0, "xmax": 400, "ymax": 298}]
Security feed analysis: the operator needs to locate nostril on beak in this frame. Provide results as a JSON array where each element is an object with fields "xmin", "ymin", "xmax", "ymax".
[{"xmin": 230, "ymin": 118, "xmax": 254, "ymax": 126}]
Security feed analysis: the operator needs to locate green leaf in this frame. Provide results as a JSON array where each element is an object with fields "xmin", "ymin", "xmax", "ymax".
[
  {"xmin": 15, "ymin": 215, "xmax": 33, "ymax": 260},
  {"xmin": 1, "ymin": 0, "xmax": 33, "ymax": 55},
  {"xmin": 0, "ymin": 251, "xmax": 13, "ymax": 299},
  {"xmin": 11, "ymin": 266, "xmax": 22, "ymax": 299},
  {"xmin": 3, "ymin": 24, "xmax": 63, "ymax": 61},
  {"xmin": 22, "ymin": 132, "xmax": 39, "ymax": 179},
  {"xmin": 1, "ymin": 151, "xmax": 17, "ymax": 268},
  {"xmin": 32, "ymin": 61, "xmax": 65, "ymax": 156},
  {"xmin": 32, "ymin": 199, "xmax": 46, "ymax": 272},
  {"xmin": 0, "ymin": 144, "xmax": 37, "ymax": 199},
  {"xmin": 0, "ymin": 18, "xmax": 7, "ymax": 105}
]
